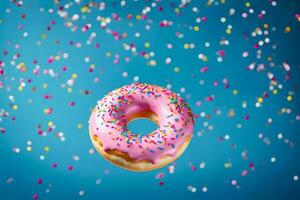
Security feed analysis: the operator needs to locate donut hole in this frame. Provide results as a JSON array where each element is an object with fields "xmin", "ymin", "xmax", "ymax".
[
  {"xmin": 124, "ymin": 102, "xmax": 159, "ymax": 136},
  {"xmin": 126, "ymin": 107, "xmax": 159, "ymax": 136},
  {"xmin": 127, "ymin": 117, "xmax": 158, "ymax": 136}
]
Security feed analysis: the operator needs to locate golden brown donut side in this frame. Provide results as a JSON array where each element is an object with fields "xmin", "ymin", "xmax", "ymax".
[{"xmin": 89, "ymin": 127, "xmax": 192, "ymax": 171}]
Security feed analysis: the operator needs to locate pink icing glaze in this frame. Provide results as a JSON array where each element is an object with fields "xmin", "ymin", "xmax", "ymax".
[{"xmin": 89, "ymin": 82, "xmax": 194, "ymax": 164}]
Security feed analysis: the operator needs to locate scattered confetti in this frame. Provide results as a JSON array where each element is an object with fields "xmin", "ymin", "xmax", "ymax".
[{"xmin": 0, "ymin": 0, "xmax": 299, "ymax": 199}]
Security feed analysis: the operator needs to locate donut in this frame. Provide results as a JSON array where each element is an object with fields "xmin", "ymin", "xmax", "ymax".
[{"xmin": 89, "ymin": 83, "xmax": 194, "ymax": 171}]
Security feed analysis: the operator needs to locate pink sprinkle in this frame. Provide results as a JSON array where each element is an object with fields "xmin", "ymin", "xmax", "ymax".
[
  {"xmin": 241, "ymin": 170, "xmax": 248, "ymax": 176},
  {"xmin": 113, "ymin": 13, "xmax": 119, "ymax": 20},
  {"xmin": 155, "ymin": 172, "xmax": 165, "ymax": 179},
  {"xmin": 249, "ymin": 162, "xmax": 255, "ymax": 169},
  {"xmin": 33, "ymin": 194, "xmax": 39, "ymax": 200},
  {"xmin": 0, "ymin": 128, "xmax": 5, "ymax": 133},
  {"xmin": 38, "ymin": 129, "xmax": 43, "ymax": 135},
  {"xmin": 68, "ymin": 165, "xmax": 73, "ymax": 171},
  {"xmin": 244, "ymin": 115, "xmax": 250, "ymax": 120},
  {"xmin": 258, "ymin": 13, "xmax": 264, "ymax": 19},
  {"xmin": 52, "ymin": 163, "xmax": 57, "ymax": 168},
  {"xmin": 33, "ymin": 68, "xmax": 39, "ymax": 75},
  {"xmin": 217, "ymin": 50, "xmax": 225, "ymax": 57},
  {"xmin": 206, "ymin": 96, "xmax": 214, "ymax": 101},
  {"xmin": 200, "ymin": 66, "xmax": 209, "ymax": 73},
  {"xmin": 191, "ymin": 165, "xmax": 197, "ymax": 171},
  {"xmin": 47, "ymin": 57, "xmax": 55, "ymax": 64},
  {"xmin": 44, "ymin": 94, "xmax": 52, "ymax": 99},
  {"xmin": 37, "ymin": 179, "xmax": 43, "ymax": 184}
]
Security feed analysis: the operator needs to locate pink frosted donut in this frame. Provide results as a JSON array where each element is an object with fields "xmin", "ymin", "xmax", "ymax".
[{"xmin": 89, "ymin": 82, "xmax": 194, "ymax": 171}]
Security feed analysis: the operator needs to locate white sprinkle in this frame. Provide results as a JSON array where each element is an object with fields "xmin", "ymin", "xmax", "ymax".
[
  {"xmin": 293, "ymin": 175, "xmax": 299, "ymax": 181},
  {"xmin": 199, "ymin": 162, "xmax": 206, "ymax": 169},
  {"xmin": 270, "ymin": 157, "xmax": 276, "ymax": 163},
  {"xmin": 202, "ymin": 186, "xmax": 208, "ymax": 192},
  {"xmin": 133, "ymin": 76, "xmax": 139, "ymax": 82},
  {"xmin": 79, "ymin": 190, "xmax": 84, "ymax": 196},
  {"xmin": 96, "ymin": 179, "xmax": 102, "ymax": 184}
]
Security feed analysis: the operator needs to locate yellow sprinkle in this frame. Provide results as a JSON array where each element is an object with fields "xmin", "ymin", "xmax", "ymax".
[
  {"xmin": 193, "ymin": 26, "xmax": 199, "ymax": 31},
  {"xmin": 12, "ymin": 105, "xmax": 18, "ymax": 110},
  {"xmin": 149, "ymin": 60, "xmax": 157, "ymax": 66},
  {"xmin": 81, "ymin": 6, "xmax": 88, "ymax": 13},
  {"xmin": 287, "ymin": 95, "xmax": 292, "ymax": 101},
  {"xmin": 233, "ymin": 90, "xmax": 238, "ymax": 95},
  {"xmin": 202, "ymin": 55, "xmax": 208, "ymax": 62},
  {"xmin": 67, "ymin": 88, "xmax": 72, "ymax": 93},
  {"xmin": 144, "ymin": 42, "xmax": 150, "ymax": 48},
  {"xmin": 183, "ymin": 43, "xmax": 189, "ymax": 49},
  {"xmin": 77, "ymin": 123, "xmax": 83, "ymax": 129},
  {"xmin": 44, "ymin": 146, "xmax": 50, "ymax": 152},
  {"xmin": 105, "ymin": 17, "xmax": 111, "ymax": 23},
  {"xmin": 245, "ymin": 2, "xmax": 251, "ymax": 7},
  {"xmin": 226, "ymin": 28, "xmax": 231, "ymax": 34},
  {"xmin": 27, "ymin": 146, "xmax": 32, "ymax": 152},
  {"xmin": 48, "ymin": 121, "xmax": 54, "ymax": 127},
  {"xmin": 41, "ymin": 34, "xmax": 47, "ymax": 39},
  {"xmin": 284, "ymin": 26, "xmax": 291, "ymax": 33},
  {"xmin": 273, "ymin": 89, "xmax": 278, "ymax": 95},
  {"xmin": 18, "ymin": 86, "xmax": 23, "ymax": 91},
  {"xmin": 43, "ymin": 83, "xmax": 48, "ymax": 89},
  {"xmin": 105, "ymin": 52, "xmax": 111, "ymax": 57},
  {"xmin": 281, "ymin": 108, "xmax": 286, "ymax": 113},
  {"xmin": 207, "ymin": 0, "xmax": 213, "ymax": 6},
  {"xmin": 90, "ymin": 64, "xmax": 95, "ymax": 69},
  {"xmin": 229, "ymin": 110, "xmax": 235, "ymax": 117},
  {"xmin": 144, "ymin": 54, "xmax": 150, "ymax": 59},
  {"xmin": 257, "ymin": 97, "xmax": 263, "ymax": 103},
  {"xmin": 72, "ymin": 73, "xmax": 78, "ymax": 79},
  {"xmin": 174, "ymin": 67, "xmax": 180, "ymax": 73},
  {"xmin": 224, "ymin": 162, "xmax": 232, "ymax": 168}
]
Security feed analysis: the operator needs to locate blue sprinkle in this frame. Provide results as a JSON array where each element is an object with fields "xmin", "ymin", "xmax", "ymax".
[{"xmin": 157, "ymin": 147, "xmax": 164, "ymax": 151}]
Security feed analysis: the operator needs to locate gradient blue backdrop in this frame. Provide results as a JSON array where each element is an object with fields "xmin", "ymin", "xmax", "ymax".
[{"xmin": 0, "ymin": 0, "xmax": 300, "ymax": 199}]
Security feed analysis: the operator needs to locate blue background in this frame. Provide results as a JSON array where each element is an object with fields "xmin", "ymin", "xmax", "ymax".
[{"xmin": 0, "ymin": 0, "xmax": 300, "ymax": 199}]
